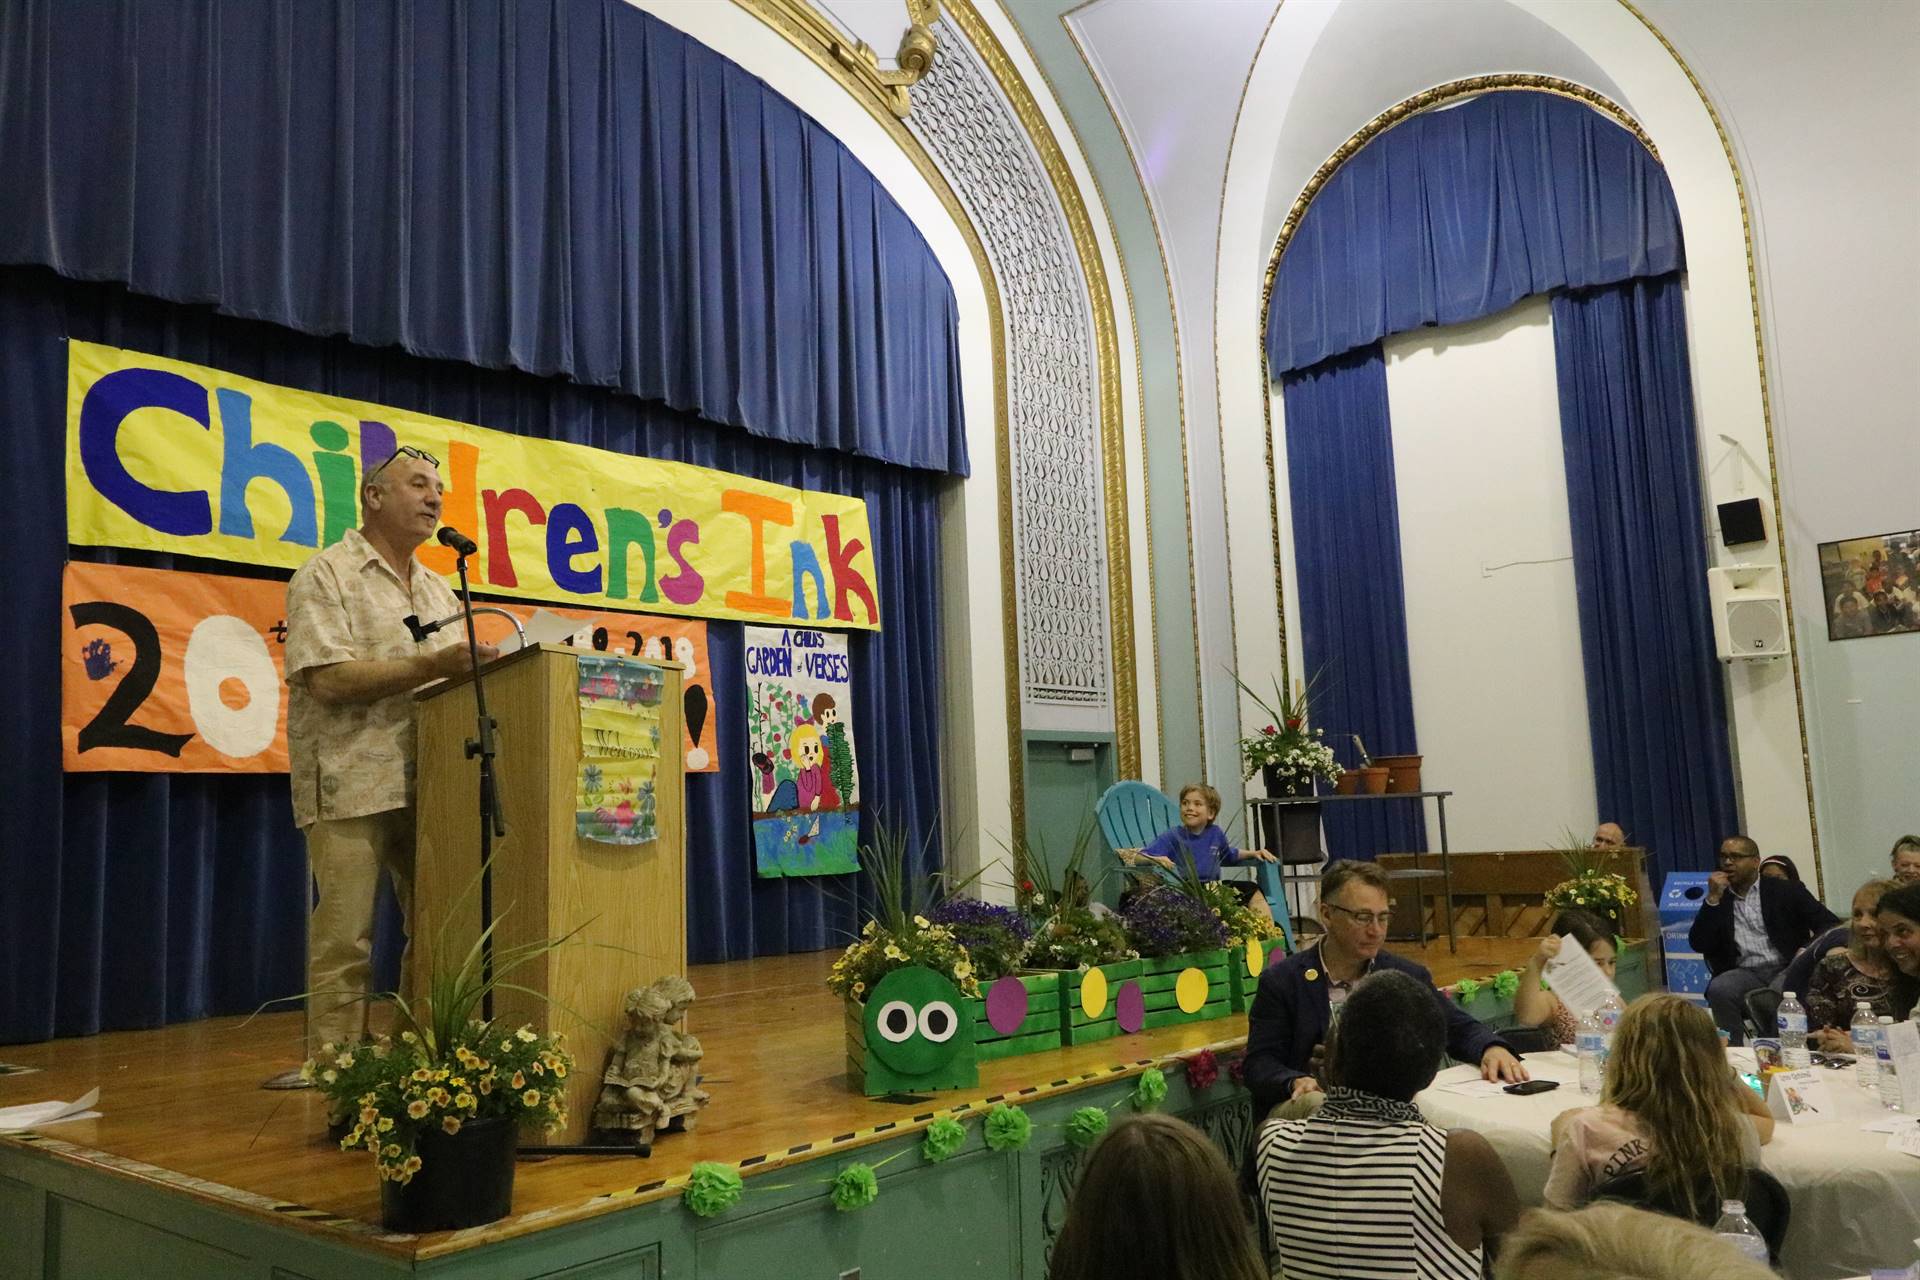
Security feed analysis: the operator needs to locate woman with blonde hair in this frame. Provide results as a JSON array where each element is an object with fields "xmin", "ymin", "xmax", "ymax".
[
  {"xmin": 1544, "ymin": 994, "xmax": 1772, "ymax": 1215},
  {"xmin": 1047, "ymin": 1112, "xmax": 1266, "ymax": 1280},
  {"xmin": 1496, "ymin": 1203, "xmax": 1776, "ymax": 1280}
]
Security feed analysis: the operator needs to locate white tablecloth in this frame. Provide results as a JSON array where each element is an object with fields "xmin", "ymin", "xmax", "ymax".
[{"xmin": 1414, "ymin": 1048, "xmax": 1920, "ymax": 1280}]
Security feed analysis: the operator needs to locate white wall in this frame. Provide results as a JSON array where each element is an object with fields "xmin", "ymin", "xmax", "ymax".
[
  {"xmin": 1384, "ymin": 296, "xmax": 1598, "ymax": 851},
  {"xmin": 1624, "ymin": 0, "xmax": 1920, "ymax": 906}
]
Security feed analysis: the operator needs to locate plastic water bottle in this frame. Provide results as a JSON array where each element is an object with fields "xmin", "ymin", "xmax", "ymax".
[
  {"xmin": 1877, "ymin": 1016, "xmax": 1902, "ymax": 1111},
  {"xmin": 1777, "ymin": 991, "xmax": 1810, "ymax": 1069},
  {"xmin": 1712, "ymin": 1200, "xmax": 1769, "ymax": 1263},
  {"xmin": 1597, "ymin": 989, "xmax": 1625, "ymax": 1055},
  {"xmin": 1577, "ymin": 1011, "xmax": 1605, "ymax": 1095},
  {"xmin": 1852, "ymin": 1002, "xmax": 1881, "ymax": 1090}
]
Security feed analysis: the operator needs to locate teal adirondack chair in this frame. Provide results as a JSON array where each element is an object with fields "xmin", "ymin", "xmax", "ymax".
[{"xmin": 1094, "ymin": 781, "xmax": 1294, "ymax": 948}]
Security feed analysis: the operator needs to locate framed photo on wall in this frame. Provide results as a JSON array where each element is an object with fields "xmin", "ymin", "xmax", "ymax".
[{"xmin": 1818, "ymin": 529, "xmax": 1920, "ymax": 640}]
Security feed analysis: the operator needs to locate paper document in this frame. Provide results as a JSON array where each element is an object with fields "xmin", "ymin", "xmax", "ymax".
[
  {"xmin": 1860, "ymin": 1117, "xmax": 1918, "ymax": 1134},
  {"xmin": 513, "ymin": 608, "xmax": 589, "ymax": 652},
  {"xmin": 1890, "ymin": 1126, "xmax": 1920, "ymax": 1160},
  {"xmin": 0, "ymin": 1087, "xmax": 100, "ymax": 1132},
  {"xmin": 1542, "ymin": 933, "xmax": 1621, "ymax": 1020}
]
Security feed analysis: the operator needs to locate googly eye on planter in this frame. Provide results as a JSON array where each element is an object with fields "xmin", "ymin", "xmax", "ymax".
[{"xmin": 857, "ymin": 967, "xmax": 978, "ymax": 1094}]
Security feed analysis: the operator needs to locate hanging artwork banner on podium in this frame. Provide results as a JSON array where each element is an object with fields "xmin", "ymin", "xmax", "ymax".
[{"xmin": 744, "ymin": 625, "xmax": 859, "ymax": 878}]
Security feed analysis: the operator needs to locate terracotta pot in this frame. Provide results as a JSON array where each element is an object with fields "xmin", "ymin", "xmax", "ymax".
[
  {"xmin": 1373, "ymin": 753, "xmax": 1424, "ymax": 794},
  {"xmin": 1357, "ymin": 766, "xmax": 1390, "ymax": 795},
  {"xmin": 1334, "ymin": 769, "xmax": 1362, "ymax": 795}
]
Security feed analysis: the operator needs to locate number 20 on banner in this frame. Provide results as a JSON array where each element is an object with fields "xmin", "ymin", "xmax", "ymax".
[{"xmin": 62, "ymin": 562, "xmax": 290, "ymax": 772}]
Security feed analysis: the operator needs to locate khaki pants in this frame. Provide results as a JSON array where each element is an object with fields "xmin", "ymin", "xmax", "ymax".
[{"xmin": 305, "ymin": 808, "xmax": 414, "ymax": 1057}]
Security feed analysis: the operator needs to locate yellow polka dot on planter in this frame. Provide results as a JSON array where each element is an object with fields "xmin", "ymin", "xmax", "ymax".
[
  {"xmin": 1080, "ymin": 967, "xmax": 1109, "ymax": 1018},
  {"xmin": 1175, "ymin": 967, "xmax": 1210, "ymax": 1013},
  {"xmin": 1245, "ymin": 935, "xmax": 1264, "ymax": 977}
]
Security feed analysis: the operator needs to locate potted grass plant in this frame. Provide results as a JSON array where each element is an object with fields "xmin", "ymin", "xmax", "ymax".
[
  {"xmin": 1543, "ymin": 828, "xmax": 1639, "ymax": 940},
  {"xmin": 1013, "ymin": 821, "xmax": 1140, "ymax": 1045},
  {"xmin": 297, "ymin": 871, "xmax": 584, "ymax": 1232}
]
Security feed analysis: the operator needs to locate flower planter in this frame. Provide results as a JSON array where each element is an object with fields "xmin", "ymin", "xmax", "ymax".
[
  {"xmin": 965, "ymin": 971, "xmax": 1063, "ymax": 1062},
  {"xmin": 1136, "ymin": 949, "xmax": 1232, "ymax": 1030},
  {"xmin": 1357, "ymin": 766, "xmax": 1390, "ymax": 795},
  {"xmin": 1228, "ymin": 936, "xmax": 1289, "ymax": 1012},
  {"xmin": 1373, "ymin": 753, "xmax": 1423, "ymax": 794},
  {"xmin": 843, "ymin": 972, "xmax": 980, "ymax": 1097},
  {"xmin": 378, "ymin": 1114, "xmax": 518, "ymax": 1233},
  {"xmin": 1055, "ymin": 959, "xmax": 1143, "ymax": 1046}
]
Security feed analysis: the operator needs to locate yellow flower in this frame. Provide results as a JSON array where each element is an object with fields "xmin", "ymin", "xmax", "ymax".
[
  {"xmin": 441, "ymin": 1116, "xmax": 462, "ymax": 1135},
  {"xmin": 522, "ymin": 1089, "xmax": 542, "ymax": 1107},
  {"xmin": 402, "ymin": 1155, "xmax": 422, "ymax": 1176},
  {"xmin": 479, "ymin": 1077, "xmax": 494, "ymax": 1095},
  {"xmin": 411, "ymin": 1068, "xmax": 433, "ymax": 1083},
  {"xmin": 953, "ymin": 960, "xmax": 973, "ymax": 980},
  {"xmin": 552, "ymin": 1061, "xmax": 567, "ymax": 1079},
  {"xmin": 401, "ymin": 1031, "xmax": 418, "ymax": 1044},
  {"xmin": 377, "ymin": 1116, "xmax": 395, "ymax": 1133},
  {"xmin": 383, "ymin": 1143, "xmax": 403, "ymax": 1159},
  {"xmin": 512, "ymin": 1071, "xmax": 526, "ymax": 1089},
  {"xmin": 529, "ymin": 1060, "xmax": 543, "ymax": 1076},
  {"xmin": 321, "ymin": 1069, "xmax": 338, "ymax": 1084},
  {"xmin": 335, "ymin": 1052, "xmax": 355, "ymax": 1070},
  {"xmin": 360, "ymin": 1106, "xmax": 379, "ymax": 1125},
  {"xmin": 298, "ymin": 1062, "xmax": 316, "ymax": 1083},
  {"xmin": 456, "ymin": 1092, "xmax": 476, "ymax": 1110},
  {"xmin": 516, "ymin": 1027, "xmax": 538, "ymax": 1043},
  {"xmin": 883, "ymin": 945, "xmax": 905, "ymax": 961},
  {"xmin": 428, "ymin": 1088, "xmax": 451, "ymax": 1106},
  {"xmin": 913, "ymin": 915, "xmax": 930, "ymax": 929},
  {"xmin": 407, "ymin": 1100, "xmax": 430, "ymax": 1120}
]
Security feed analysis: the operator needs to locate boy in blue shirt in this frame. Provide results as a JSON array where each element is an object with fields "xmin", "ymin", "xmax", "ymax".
[{"xmin": 1122, "ymin": 784, "xmax": 1279, "ymax": 922}]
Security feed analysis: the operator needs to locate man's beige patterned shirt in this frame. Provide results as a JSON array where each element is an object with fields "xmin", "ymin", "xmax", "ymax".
[{"xmin": 285, "ymin": 528, "xmax": 464, "ymax": 828}]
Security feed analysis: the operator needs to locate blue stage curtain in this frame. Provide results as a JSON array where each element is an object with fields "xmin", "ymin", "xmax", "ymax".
[
  {"xmin": 0, "ymin": 266, "xmax": 944, "ymax": 1044},
  {"xmin": 1552, "ymin": 276, "xmax": 1738, "ymax": 884},
  {"xmin": 0, "ymin": 0, "xmax": 966, "ymax": 476},
  {"xmin": 1267, "ymin": 91, "xmax": 1684, "ymax": 375},
  {"xmin": 1280, "ymin": 347, "xmax": 1426, "ymax": 860}
]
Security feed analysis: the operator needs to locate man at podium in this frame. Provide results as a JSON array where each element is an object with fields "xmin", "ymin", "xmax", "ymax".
[{"xmin": 261, "ymin": 447, "xmax": 498, "ymax": 1088}]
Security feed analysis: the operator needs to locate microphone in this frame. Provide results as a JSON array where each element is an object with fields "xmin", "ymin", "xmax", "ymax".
[
  {"xmin": 403, "ymin": 614, "xmax": 441, "ymax": 643},
  {"xmin": 436, "ymin": 526, "xmax": 479, "ymax": 557}
]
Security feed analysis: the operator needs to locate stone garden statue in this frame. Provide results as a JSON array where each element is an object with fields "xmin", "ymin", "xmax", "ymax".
[{"xmin": 589, "ymin": 974, "xmax": 709, "ymax": 1153}]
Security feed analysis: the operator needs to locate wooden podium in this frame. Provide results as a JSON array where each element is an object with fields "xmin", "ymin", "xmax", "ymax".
[{"xmin": 412, "ymin": 643, "xmax": 686, "ymax": 1145}]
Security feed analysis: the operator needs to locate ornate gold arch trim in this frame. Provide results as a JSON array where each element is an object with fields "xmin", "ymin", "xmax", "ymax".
[{"xmin": 733, "ymin": 0, "xmax": 1147, "ymax": 824}]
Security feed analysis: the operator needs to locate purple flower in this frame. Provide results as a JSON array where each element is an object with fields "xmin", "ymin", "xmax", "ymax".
[{"xmin": 1120, "ymin": 889, "xmax": 1229, "ymax": 958}]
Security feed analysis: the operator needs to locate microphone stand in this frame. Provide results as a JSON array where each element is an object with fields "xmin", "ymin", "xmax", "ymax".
[{"xmin": 450, "ymin": 550, "xmax": 505, "ymax": 1023}]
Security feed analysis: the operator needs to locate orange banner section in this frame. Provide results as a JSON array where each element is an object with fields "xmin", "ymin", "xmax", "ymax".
[{"xmin": 61, "ymin": 562, "xmax": 716, "ymax": 774}]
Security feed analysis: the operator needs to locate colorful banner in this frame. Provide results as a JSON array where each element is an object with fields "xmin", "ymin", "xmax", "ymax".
[
  {"xmin": 576, "ymin": 656, "xmax": 664, "ymax": 846},
  {"xmin": 61, "ymin": 561, "xmax": 717, "ymax": 774},
  {"xmin": 65, "ymin": 341, "xmax": 882, "ymax": 630},
  {"xmin": 745, "ymin": 625, "xmax": 860, "ymax": 878}
]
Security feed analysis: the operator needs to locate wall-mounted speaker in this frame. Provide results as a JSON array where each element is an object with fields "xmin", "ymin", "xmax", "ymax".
[
  {"xmin": 1707, "ymin": 565, "xmax": 1787, "ymax": 662},
  {"xmin": 1717, "ymin": 497, "xmax": 1767, "ymax": 547}
]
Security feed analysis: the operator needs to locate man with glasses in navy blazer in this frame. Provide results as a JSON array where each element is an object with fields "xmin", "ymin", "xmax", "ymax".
[{"xmin": 1244, "ymin": 859, "xmax": 1525, "ymax": 1117}]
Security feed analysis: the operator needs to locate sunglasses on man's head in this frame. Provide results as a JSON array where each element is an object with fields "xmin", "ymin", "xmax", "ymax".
[{"xmin": 365, "ymin": 445, "xmax": 440, "ymax": 484}]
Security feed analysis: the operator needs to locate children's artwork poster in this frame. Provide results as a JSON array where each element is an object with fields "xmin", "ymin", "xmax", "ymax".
[
  {"xmin": 59, "ymin": 559, "xmax": 719, "ymax": 774},
  {"xmin": 744, "ymin": 625, "xmax": 859, "ymax": 878},
  {"xmin": 575, "ymin": 655, "xmax": 664, "ymax": 845}
]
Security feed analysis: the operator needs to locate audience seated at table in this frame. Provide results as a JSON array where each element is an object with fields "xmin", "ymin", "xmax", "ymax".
[
  {"xmin": 1873, "ymin": 880, "xmax": 1920, "ymax": 1019},
  {"xmin": 1046, "ymin": 1113, "xmax": 1266, "ymax": 1280},
  {"xmin": 1494, "ymin": 1203, "xmax": 1776, "ymax": 1280},
  {"xmin": 1511, "ymin": 909, "xmax": 1617, "ymax": 1047},
  {"xmin": 1544, "ymin": 994, "xmax": 1772, "ymax": 1213},
  {"xmin": 1779, "ymin": 837, "xmax": 1920, "ymax": 995},
  {"xmin": 1689, "ymin": 834, "xmax": 1840, "ymax": 1043},
  {"xmin": 1801, "ymin": 879, "xmax": 1902, "ymax": 1049},
  {"xmin": 1243, "ymin": 859, "xmax": 1524, "ymax": 1116},
  {"xmin": 1256, "ymin": 969, "xmax": 1520, "ymax": 1280}
]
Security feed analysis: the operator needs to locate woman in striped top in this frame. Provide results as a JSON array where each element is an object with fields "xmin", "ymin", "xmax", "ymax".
[{"xmin": 1256, "ymin": 969, "xmax": 1520, "ymax": 1278}]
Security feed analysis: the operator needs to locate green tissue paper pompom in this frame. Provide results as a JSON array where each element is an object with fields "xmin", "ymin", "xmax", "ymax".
[
  {"xmin": 1131, "ymin": 1067, "xmax": 1168, "ymax": 1111},
  {"xmin": 1491, "ymin": 970, "xmax": 1520, "ymax": 1001},
  {"xmin": 830, "ymin": 1162, "xmax": 880, "ymax": 1212},
  {"xmin": 921, "ymin": 1115, "xmax": 967, "ymax": 1162},
  {"xmin": 682, "ymin": 1162, "xmax": 745, "ymax": 1218},
  {"xmin": 1453, "ymin": 978, "xmax": 1482, "ymax": 1004},
  {"xmin": 1065, "ymin": 1106, "xmax": 1109, "ymax": 1149},
  {"xmin": 983, "ymin": 1103, "xmax": 1032, "ymax": 1151}
]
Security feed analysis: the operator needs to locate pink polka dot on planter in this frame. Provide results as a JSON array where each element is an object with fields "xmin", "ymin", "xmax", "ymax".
[
  {"xmin": 985, "ymin": 976, "xmax": 1030, "ymax": 1035},
  {"xmin": 1116, "ymin": 980, "xmax": 1146, "ymax": 1034}
]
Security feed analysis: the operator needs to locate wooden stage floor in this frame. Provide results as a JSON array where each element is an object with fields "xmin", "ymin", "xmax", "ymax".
[{"xmin": 0, "ymin": 937, "xmax": 1535, "ymax": 1260}]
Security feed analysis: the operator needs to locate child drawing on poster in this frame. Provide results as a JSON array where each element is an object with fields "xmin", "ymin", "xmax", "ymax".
[{"xmin": 745, "ymin": 626, "xmax": 859, "ymax": 878}]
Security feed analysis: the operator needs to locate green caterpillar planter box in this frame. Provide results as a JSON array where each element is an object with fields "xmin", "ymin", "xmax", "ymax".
[
  {"xmin": 1056, "ymin": 958, "xmax": 1144, "ymax": 1046},
  {"xmin": 1229, "ymin": 936, "xmax": 1289, "ymax": 1012},
  {"xmin": 967, "ymin": 971, "xmax": 1063, "ymax": 1061},
  {"xmin": 1136, "ymin": 949, "xmax": 1233, "ymax": 1029},
  {"xmin": 844, "ymin": 966, "xmax": 979, "ymax": 1097}
]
